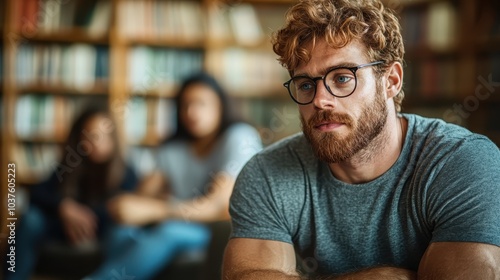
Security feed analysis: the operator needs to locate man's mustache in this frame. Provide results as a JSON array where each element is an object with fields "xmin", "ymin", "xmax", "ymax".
[{"xmin": 308, "ymin": 110, "xmax": 353, "ymax": 128}]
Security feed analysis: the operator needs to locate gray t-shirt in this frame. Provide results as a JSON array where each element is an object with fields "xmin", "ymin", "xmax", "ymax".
[
  {"xmin": 157, "ymin": 123, "xmax": 262, "ymax": 200},
  {"xmin": 229, "ymin": 114, "xmax": 500, "ymax": 276}
]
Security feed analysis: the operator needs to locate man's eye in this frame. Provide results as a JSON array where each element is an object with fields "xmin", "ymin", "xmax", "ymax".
[
  {"xmin": 299, "ymin": 82, "xmax": 314, "ymax": 91},
  {"xmin": 336, "ymin": 75, "xmax": 352, "ymax": 84}
]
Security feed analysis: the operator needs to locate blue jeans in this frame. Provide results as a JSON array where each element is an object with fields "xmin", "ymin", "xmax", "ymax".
[
  {"xmin": 86, "ymin": 221, "xmax": 210, "ymax": 280},
  {"xmin": 5, "ymin": 205, "xmax": 66, "ymax": 280}
]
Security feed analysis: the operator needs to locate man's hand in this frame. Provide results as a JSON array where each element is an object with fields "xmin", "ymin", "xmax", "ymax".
[
  {"xmin": 59, "ymin": 198, "xmax": 97, "ymax": 245},
  {"xmin": 107, "ymin": 193, "xmax": 170, "ymax": 226}
]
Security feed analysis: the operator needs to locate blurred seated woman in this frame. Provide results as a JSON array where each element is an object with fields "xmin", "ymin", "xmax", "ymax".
[
  {"xmin": 6, "ymin": 106, "xmax": 138, "ymax": 280},
  {"xmin": 86, "ymin": 72, "xmax": 262, "ymax": 279}
]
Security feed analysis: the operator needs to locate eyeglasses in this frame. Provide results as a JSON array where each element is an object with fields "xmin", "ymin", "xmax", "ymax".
[{"xmin": 283, "ymin": 61, "xmax": 384, "ymax": 105}]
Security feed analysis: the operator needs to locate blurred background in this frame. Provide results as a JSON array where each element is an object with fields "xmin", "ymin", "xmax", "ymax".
[{"xmin": 0, "ymin": 0, "xmax": 499, "ymax": 277}]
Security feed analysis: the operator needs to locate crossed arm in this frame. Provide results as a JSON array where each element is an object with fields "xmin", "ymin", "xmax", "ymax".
[
  {"xmin": 223, "ymin": 238, "xmax": 500, "ymax": 279},
  {"xmin": 107, "ymin": 170, "xmax": 235, "ymax": 225}
]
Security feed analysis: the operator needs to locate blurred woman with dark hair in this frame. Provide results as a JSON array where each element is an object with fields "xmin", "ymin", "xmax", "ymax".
[
  {"xmin": 86, "ymin": 72, "xmax": 262, "ymax": 279},
  {"xmin": 8, "ymin": 106, "xmax": 139, "ymax": 280}
]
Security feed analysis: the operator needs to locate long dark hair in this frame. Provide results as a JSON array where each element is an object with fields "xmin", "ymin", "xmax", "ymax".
[
  {"xmin": 167, "ymin": 72, "xmax": 237, "ymax": 142},
  {"xmin": 57, "ymin": 105, "xmax": 125, "ymax": 205}
]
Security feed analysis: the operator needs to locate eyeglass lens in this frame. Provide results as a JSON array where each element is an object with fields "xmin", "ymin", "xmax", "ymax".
[{"xmin": 288, "ymin": 68, "xmax": 356, "ymax": 104}]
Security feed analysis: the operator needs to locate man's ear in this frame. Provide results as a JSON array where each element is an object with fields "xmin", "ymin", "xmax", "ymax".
[{"xmin": 385, "ymin": 62, "xmax": 403, "ymax": 99}]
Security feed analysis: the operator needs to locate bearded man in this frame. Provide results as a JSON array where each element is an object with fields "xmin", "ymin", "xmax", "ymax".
[{"xmin": 223, "ymin": 0, "xmax": 500, "ymax": 279}]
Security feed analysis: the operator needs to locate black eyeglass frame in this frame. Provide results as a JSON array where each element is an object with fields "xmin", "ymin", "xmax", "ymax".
[{"xmin": 283, "ymin": 60, "xmax": 385, "ymax": 105}]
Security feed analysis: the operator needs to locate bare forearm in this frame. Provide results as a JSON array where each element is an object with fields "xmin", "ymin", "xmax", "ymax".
[
  {"xmin": 225, "ymin": 267, "xmax": 416, "ymax": 280},
  {"xmin": 108, "ymin": 194, "xmax": 170, "ymax": 226},
  {"xmin": 169, "ymin": 196, "xmax": 228, "ymax": 222},
  {"xmin": 136, "ymin": 171, "xmax": 167, "ymax": 197},
  {"xmin": 224, "ymin": 269, "xmax": 303, "ymax": 280},
  {"xmin": 142, "ymin": 198, "xmax": 170, "ymax": 223},
  {"xmin": 326, "ymin": 267, "xmax": 416, "ymax": 280}
]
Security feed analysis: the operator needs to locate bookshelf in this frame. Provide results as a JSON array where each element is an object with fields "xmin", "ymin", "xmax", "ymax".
[
  {"xmin": 0, "ymin": 0, "xmax": 299, "ymax": 206},
  {"xmin": 389, "ymin": 0, "xmax": 500, "ymax": 145}
]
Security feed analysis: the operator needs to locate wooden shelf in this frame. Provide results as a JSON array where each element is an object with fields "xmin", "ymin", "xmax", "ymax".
[
  {"xmin": 17, "ymin": 28, "xmax": 109, "ymax": 45},
  {"xmin": 229, "ymin": 90, "xmax": 289, "ymax": 100},
  {"xmin": 206, "ymin": 38, "xmax": 272, "ymax": 50},
  {"xmin": 128, "ymin": 87, "xmax": 290, "ymax": 100},
  {"xmin": 128, "ymin": 90, "xmax": 177, "ymax": 99},
  {"xmin": 133, "ymin": 137, "xmax": 162, "ymax": 148},
  {"xmin": 123, "ymin": 37, "xmax": 205, "ymax": 49},
  {"xmin": 15, "ymin": 136, "xmax": 65, "ymax": 144},
  {"xmin": 17, "ymin": 83, "xmax": 109, "ymax": 95},
  {"xmin": 17, "ymin": 174, "xmax": 44, "ymax": 186},
  {"xmin": 230, "ymin": 92, "xmax": 290, "ymax": 101}
]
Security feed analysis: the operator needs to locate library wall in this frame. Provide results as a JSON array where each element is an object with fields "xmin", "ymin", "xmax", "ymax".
[
  {"xmin": 395, "ymin": 0, "xmax": 500, "ymax": 142},
  {"xmin": 1, "ymin": 0, "xmax": 300, "ymax": 186}
]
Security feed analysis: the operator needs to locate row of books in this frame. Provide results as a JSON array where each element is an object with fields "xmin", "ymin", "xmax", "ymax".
[
  {"xmin": 118, "ymin": 0, "xmax": 266, "ymax": 46},
  {"xmin": 475, "ymin": 1, "xmax": 500, "ymax": 42},
  {"xmin": 13, "ymin": 42, "xmax": 290, "ymax": 96},
  {"xmin": 13, "ymin": 143, "xmax": 61, "ymax": 184},
  {"xmin": 206, "ymin": 49, "xmax": 289, "ymax": 96},
  {"xmin": 401, "ymin": 1, "xmax": 458, "ymax": 51},
  {"xmin": 128, "ymin": 47, "xmax": 203, "ymax": 95},
  {"xmin": 207, "ymin": 3, "xmax": 265, "ymax": 46},
  {"xmin": 13, "ymin": 0, "xmax": 111, "ymax": 37},
  {"xmin": 15, "ymin": 94, "xmax": 82, "ymax": 140},
  {"xmin": 118, "ymin": 0, "xmax": 204, "ymax": 42},
  {"xmin": 404, "ymin": 59, "xmax": 460, "ymax": 99},
  {"xmin": 16, "ymin": 44, "xmax": 109, "ymax": 91},
  {"xmin": 14, "ymin": 143, "xmax": 159, "ymax": 184},
  {"xmin": 14, "ymin": 93, "xmax": 179, "ymax": 145},
  {"xmin": 124, "ymin": 97, "xmax": 176, "ymax": 145},
  {"xmin": 404, "ymin": 53, "xmax": 500, "ymax": 99}
]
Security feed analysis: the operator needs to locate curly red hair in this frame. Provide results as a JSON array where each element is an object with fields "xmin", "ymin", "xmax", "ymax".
[{"xmin": 272, "ymin": 0, "xmax": 405, "ymax": 112}]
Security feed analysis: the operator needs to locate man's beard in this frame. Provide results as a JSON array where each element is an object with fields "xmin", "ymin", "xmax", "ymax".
[{"xmin": 301, "ymin": 86, "xmax": 388, "ymax": 163}]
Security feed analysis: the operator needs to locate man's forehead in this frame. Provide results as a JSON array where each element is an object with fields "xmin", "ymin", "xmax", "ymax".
[{"xmin": 293, "ymin": 39, "xmax": 369, "ymax": 76}]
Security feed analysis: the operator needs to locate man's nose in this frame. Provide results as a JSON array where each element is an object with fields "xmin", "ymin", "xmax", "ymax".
[{"xmin": 312, "ymin": 81, "xmax": 337, "ymax": 109}]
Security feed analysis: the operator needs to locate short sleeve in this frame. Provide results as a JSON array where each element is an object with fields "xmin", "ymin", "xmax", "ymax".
[
  {"xmin": 427, "ymin": 137, "xmax": 500, "ymax": 246},
  {"xmin": 229, "ymin": 155, "xmax": 293, "ymax": 244},
  {"xmin": 218, "ymin": 123, "xmax": 263, "ymax": 178}
]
